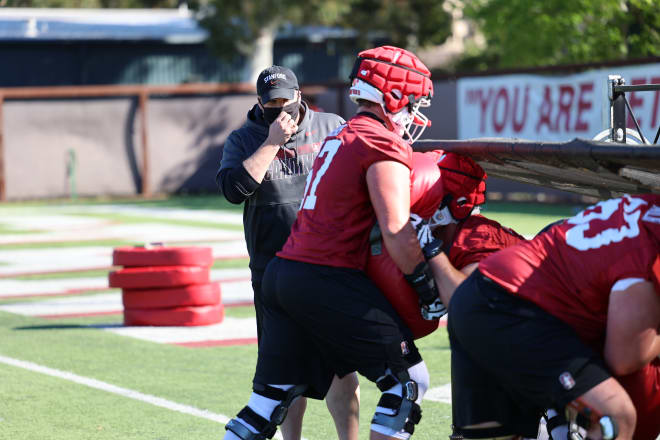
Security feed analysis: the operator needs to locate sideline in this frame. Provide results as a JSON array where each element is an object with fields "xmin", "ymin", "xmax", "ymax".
[{"xmin": 0, "ymin": 354, "xmax": 287, "ymax": 439}]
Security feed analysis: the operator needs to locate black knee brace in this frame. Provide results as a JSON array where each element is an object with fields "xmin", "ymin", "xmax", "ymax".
[
  {"xmin": 371, "ymin": 370, "xmax": 423, "ymax": 435},
  {"xmin": 225, "ymin": 384, "xmax": 307, "ymax": 440}
]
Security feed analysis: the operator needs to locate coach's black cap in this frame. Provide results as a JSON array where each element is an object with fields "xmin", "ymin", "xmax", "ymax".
[{"xmin": 256, "ymin": 66, "xmax": 299, "ymax": 103}]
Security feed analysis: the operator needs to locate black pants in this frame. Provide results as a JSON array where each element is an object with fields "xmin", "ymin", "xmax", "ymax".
[
  {"xmin": 251, "ymin": 280, "xmax": 264, "ymax": 343},
  {"xmin": 448, "ymin": 270, "xmax": 611, "ymax": 438},
  {"xmin": 254, "ymin": 256, "xmax": 422, "ymax": 399}
]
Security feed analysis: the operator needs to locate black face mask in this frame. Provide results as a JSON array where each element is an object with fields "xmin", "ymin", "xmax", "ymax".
[{"xmin": 262, "ymin": 101, "xmax": 301, "ymax": 126}]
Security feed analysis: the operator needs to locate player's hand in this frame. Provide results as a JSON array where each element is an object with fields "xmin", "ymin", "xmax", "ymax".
[
  {"xmin": 266, "ymin": 111, "xmax": 298, "ymax": 146},
  {"xmin": 410, "ymin": 213, "xmax": 433, "ymax": 248},
  {"xmin": 421, "ymin": 297, "xmax": 447, "ymax": 320}
]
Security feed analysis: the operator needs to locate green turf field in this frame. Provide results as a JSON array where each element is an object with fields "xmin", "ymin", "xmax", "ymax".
[{"xmin": 0, "ymin": 196, "xmax": 584, "ymax": 439}]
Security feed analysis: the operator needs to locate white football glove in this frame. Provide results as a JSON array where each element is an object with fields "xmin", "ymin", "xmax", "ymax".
[
  {"xmin": 410, "ymin": 213, "xmax": 434, "ymax": 248},
  {"xmin": 421, "ymin": 297, "xmax": 448, "ymax": 320}
]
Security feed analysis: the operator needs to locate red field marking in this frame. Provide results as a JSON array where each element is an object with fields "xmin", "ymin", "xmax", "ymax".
[
  {"xmin": 0, "ymin": 257, "xmax": 248, "ymax": 279},
  {"xmin": 0, "ymin": 276, "xmax": 251, "ymax": 300},
  {"xmin": 224, "ymin": 300, "xmax": 254, "ymax": 308},
  {"xmin": 216, "ymin": 276, "xmax": 251, "ymax": 283},
  {"xmin": 0, "ymin": 235, "xmax": 245, "ymax": 247},
  {"xmin": 172, "ymin": 338, "xmax": 258, "ymax": 347},
  {"xmin": 0, "ymin": 287, "xmax": 115, "ymax": 299},
  {"xmin": 0, "ymin": 267, "xmax": 114, "ymax": 279}
]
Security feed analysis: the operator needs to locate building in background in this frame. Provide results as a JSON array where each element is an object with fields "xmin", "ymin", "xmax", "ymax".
[
  {"xmin": 0, "ymin": 7, "xmax": 241, "ymax": 86},
  {"xmin": 0, "ymin": 8, "xmax": 390, "ymax": 87}
]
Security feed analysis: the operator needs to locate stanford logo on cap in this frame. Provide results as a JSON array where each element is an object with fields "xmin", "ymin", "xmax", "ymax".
[{"xmin": 263, "ymin": 73, "xmax": 287, "ymax": 83}]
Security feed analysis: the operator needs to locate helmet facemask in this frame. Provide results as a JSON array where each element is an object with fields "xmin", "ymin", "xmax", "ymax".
[{"xmin": 386, "ymin": 90, "xmax": 431, "ymax": 143}]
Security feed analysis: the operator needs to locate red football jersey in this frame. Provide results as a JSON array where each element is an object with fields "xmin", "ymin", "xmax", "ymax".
[
  {"xmin": 278, "ymin": 114, "xmax": 413, "ymax": 270},
  {"xmin": 449, "ymin": 214, "xmax": 526, "ymax": 270},
  {"xmin": 479, "ymin": 194, "xmax": 660, "ymax": 347}
]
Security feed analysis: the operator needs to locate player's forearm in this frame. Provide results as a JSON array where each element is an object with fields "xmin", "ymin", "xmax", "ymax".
[
  {"xmin": 605, "ymin": 333, "xmax": 660, "ymax": 376},
  {"xmin": 428, "ymin": 252, "xmax": 467, "ymax": 307},
  {"xmin": 242, "ymin": 141, "xmax": 280, "ymax": 183},
  {"xmin": 381, "ymin": 222, "xmax": 425, "ymax": 275},
  {"xmin": 605, "ymin": 280, "xmax": 660, "ymax": 375}
]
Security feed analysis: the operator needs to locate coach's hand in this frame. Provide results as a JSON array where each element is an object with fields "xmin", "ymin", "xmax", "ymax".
[{"xmin": 266, "ymin": 111, "xmax": 298, "ymax": 146}]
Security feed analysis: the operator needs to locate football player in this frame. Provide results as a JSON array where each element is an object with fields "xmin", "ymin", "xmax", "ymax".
[
  {"xmin": 224, "ymin": 45, "xmax": 441, "ymax": 440},
  {"xmin": 448, "ymin": 194, "xmax": 660, "ymax": 440}
]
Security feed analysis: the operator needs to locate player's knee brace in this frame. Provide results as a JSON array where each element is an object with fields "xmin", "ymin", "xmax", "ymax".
[
  {"xmin": 224, "ymin": 383, "xmax": 307, "ymax": 440},
  {"xmin": 564, "ymin": 398, "xmax": 619, "ymax": 440},
  {"xmin": 371, "ymin": 361, "xmax": 430, "ymax": 439}
]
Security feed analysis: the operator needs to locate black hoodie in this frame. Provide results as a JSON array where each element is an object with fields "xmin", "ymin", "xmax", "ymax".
[{"xmin": 217, "ymin": 102, "xmax": 344, "ymax": 282}]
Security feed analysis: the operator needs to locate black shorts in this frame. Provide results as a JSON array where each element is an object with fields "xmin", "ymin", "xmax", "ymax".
[
  {"xmin": 255, "ymin": 256, "xmax": 422, "ymax": 399},
  {"xmin": 447, "ymin": 270, "xmax": 611, "ymax": 438}
]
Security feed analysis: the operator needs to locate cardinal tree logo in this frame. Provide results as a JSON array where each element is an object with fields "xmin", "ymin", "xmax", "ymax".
[{"xmin": 559, "ymin": 372, "xmax": 575, "ymax": 390}]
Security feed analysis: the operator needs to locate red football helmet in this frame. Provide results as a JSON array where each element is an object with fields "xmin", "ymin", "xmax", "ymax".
[
  {"xmin": 349, "ymin": 45, "xmax": 433, "ymax": 143},
  {"xmin": 428, "ymin": 151, "xmax": 487, "ymax": 226}
]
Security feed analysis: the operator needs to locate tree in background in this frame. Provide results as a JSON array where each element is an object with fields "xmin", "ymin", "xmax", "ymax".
[
  {"xmin": 457, "ymin": 0, "xmax": 660, "ymax": 72},
  {"xmin": 197, "ymin": 0, "xmax": 451, "ymax": 82}
]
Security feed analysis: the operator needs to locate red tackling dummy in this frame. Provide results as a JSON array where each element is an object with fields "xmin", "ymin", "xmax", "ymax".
[
  {"xmin": 367, "ymin": 151, "xmax": 444, "ymax": 338},
  {"xmin": 367, "ymin": 150, "xmax": 493, "ymax": 339}
]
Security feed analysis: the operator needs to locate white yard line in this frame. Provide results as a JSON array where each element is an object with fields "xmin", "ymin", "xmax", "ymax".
[
  {"xmin": 0, "ymin": 354, "xmax": 230, "ymax": 423},
  {"xmin": 424, "ymin": 383, "xmax": 452, "ymax": 404},
  {"xmin": 107, "ymin": 317, "xmax": 257, "ymax": 344},
  {"xmin": 0, "ymin": 354, "xmax": 288, "ymax": 439},
  {"xmin": 0, "ymin": 269, "xmax": 252, "ymax": 298}
]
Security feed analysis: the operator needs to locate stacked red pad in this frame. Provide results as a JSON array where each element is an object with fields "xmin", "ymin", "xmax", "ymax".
[{"xmin": 109, "ymin": 246, "xmax": 223, "ymax": 326}]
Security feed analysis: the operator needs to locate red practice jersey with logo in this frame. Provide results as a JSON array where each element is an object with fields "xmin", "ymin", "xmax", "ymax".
[
  {"xmin": 449, "ymin": 214, "xmax": 526, "ymax": 270},
  {"xmin": 278, "ymin": 114, "xmax": 413, "ymax": 270},
  {"xmin": 479, "ymin": 194, "xmax": 660, "ymax": 348}
]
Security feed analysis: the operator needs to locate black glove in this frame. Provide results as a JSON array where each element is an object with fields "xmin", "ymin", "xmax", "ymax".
[
  {"xmin": 404, "ymin": 262, "xmax": 440, "ymax": 305},
  {"xmin": 404, "ymin": 262, "xmax": 448, "ymax": 320},
  {"xmin": 422, "ymin": 237, "xmax": 444, "ymax": 261}
]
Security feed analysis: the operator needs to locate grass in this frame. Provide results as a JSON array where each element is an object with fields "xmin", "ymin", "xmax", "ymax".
[
  {"xmin": 0, "ymin": 308, "xmax": 453, "ymax": 440},
  {"xmin": 69, "ymin": 211, "xmax": 244, "ymax": 231},
  {"xmin": 0, "ymin": 194, "xmax": 241, "ymax": 212},
  {"xmin": 0, "ymin": 223, "xmax": 42, "ymax": 235},
  {"xmin": 479, "ymin": 201, "xmax": 583, "ymax": 236},
  {"xmin": 0, "ymin": 195, "xmax": 580, "ymax": 439}
]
